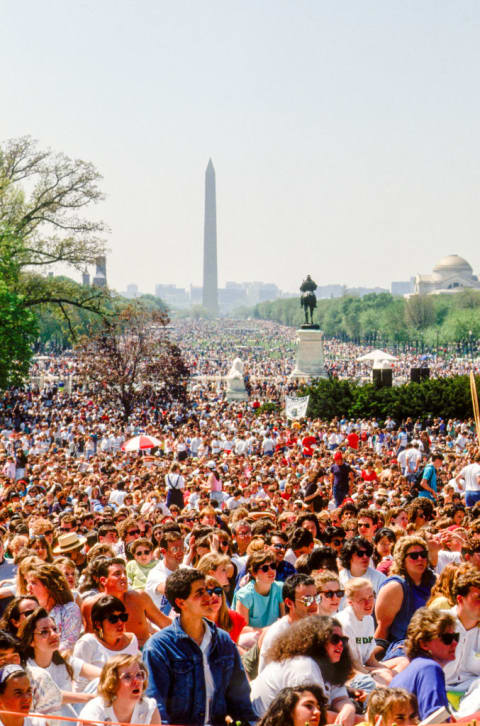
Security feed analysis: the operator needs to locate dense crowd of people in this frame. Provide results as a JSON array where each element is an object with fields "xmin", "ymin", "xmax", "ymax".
[{"xmin": 1, "ymin": 319, "xmax": 480, "ymax": 726}]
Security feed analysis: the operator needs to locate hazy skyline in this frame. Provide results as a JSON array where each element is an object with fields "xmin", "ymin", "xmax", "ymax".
[{"xmin": 3, "ymin": 1, "xmax": 480, "ymax": 295}]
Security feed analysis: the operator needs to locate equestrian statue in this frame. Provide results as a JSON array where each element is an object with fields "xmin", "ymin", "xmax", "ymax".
[{"xmin": 300, "ymin": 274, "xmax": 318, "ymax": 326}]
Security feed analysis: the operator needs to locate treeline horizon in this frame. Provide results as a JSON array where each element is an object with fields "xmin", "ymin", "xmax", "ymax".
[{"xmin": 234, "ymin": 290, "xmax": 480, "ymax": 349}]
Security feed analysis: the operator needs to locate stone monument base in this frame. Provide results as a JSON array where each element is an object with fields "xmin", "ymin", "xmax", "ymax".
[
  {"xmin": 226, "ymin": 389, "xmax": 249, "ymax": 402},
  {"xmin": 290, "ymin": 328, "xmax": 328, "ymax": 380}
]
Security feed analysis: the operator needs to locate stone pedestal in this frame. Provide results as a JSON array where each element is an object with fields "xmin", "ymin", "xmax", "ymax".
[
  {"xmin": 226, "ymin": 387, "xmax": 248, "ymax": 402},
  {"xmin": 290, "ymin": 327, "xmax": 328, "ymax": 379}
]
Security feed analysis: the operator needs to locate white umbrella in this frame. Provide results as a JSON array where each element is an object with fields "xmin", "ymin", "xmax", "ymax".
[
  {"xmin": 356, "ymin": 349, "xmax": 398, "ymax": 363},
  {"xmin": 121, "ymin": 435, "xmax": 162, "ymax": 451}
]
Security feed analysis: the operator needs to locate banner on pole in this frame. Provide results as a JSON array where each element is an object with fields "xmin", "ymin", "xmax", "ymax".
[{"xmin": 285, "ymin": 395, "xmax": 309, "ymax": 420}]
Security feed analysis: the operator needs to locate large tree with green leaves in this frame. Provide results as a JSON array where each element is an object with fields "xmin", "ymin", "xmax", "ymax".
[
  {"xmin": 0, "ymin": 136, "xmax": 110, "ymax": 325},
  {"xmin": 0, "ymin": 231, "xmax": 38, "ymax": 387}
]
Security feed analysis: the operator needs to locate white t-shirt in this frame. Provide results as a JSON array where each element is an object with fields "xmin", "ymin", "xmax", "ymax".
[
  {"xmin": 73, "ymin": 632, "xmax": 139, "ymax": 691},
  {"xmin": 444, "ymin": 605, "xmax": 480, "ymax": 692},
  {"xmin": 258, "ymin": 616, "xmax": 291, "ymax": 673},
  {"xmin": 250, "ymin": 655, "xmax": 348, "ymax": 717},
  {"xmin": 336, "ymin": 605, "xmax": 374, "ymax": 665},
  {"xmin": 145, "ymin": 559, "xmax": 174, "ymax": 609},
  {"xmin": 459, "ymin": 463, "xmax": 480, "ymax": 492},
  {"xmin": 198, "ymin": 624, "xmax": 214, "ymax": 725},
  {"xmin": 79, "ymin": 696, "xmax": 157, "ymax": 724},
  {"xmin": 339, "ymin": 567, "xmax": 386, "ymax": 597}
]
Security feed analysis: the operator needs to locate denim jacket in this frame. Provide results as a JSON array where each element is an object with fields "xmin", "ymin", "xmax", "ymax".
[{"xmin": 144, "ymin": 617, "xmax": 255, "ymax": 725}]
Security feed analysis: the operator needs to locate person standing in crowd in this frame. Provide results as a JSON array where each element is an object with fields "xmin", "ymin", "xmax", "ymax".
[
  {"xmin": 330, "ymin": 451, "xmax": 354, "ymax": 507},
  {"xmin": 143, "ymin": 568, "xmax": 254, "ymax": 725}
]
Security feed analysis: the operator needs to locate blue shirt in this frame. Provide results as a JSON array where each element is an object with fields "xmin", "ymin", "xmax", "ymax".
[
  {"xmin": 232, "ymin": 579, "xmax": 283, "ymax": 627},
  {"xmin": 418, "ymin": 463, "xmax": 437, "ymax": 501},
  {"xmin": 143, "ymin": 617, "xmax": 254, "ymax": 725},
  {"xmin": 390, "ymin": 657, "xmax": 449, "ymax": 720}
]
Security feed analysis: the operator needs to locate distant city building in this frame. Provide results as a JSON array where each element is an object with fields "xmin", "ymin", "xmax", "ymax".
[
  {"xmin": 125, "ymin": 284, "xmax": 139, "ymax": 299},
  {"xmin": 190, "ymin": 285, "xmax": 203, "ymax": 306},
  {"xmin": 202, "ymin": 159, "xmax": 218, "ymax": 315},
  {"xmin": 155, "ymin": 284, "xmax": 189, "ymax": 308},
  {"xmin": 414, "ymin": 255, "xmax": 480, "ymax": 295},
  {"xmin": 93, "ymin": 256, "xmax": 107, "ymax": 288},
  {"xmin": 391, "ymin": 279, "xmax": 414, "ymax": 296},
  {"xmin": 219, "ymin": 283, "xmax": 248, "ymax": 312},
  {"xmin": 315, "ymin": 284, "xmax": 346, "ymax": 299},
  {"xmin": 345, "ymin": 286, "xmax": 389, "ymax": 297}
]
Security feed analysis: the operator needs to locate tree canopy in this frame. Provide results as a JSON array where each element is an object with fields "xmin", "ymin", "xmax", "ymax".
[
  {"xmin": 75, "ymin": 306, "xmax": 190, "ymax": 421},
  {"xmin": 236, "ymin": 290, "xmax": 480, "ymax": 347},
  {"xmin": 0, "ymin": 136, "xmax": 113, "ymax": 386}
]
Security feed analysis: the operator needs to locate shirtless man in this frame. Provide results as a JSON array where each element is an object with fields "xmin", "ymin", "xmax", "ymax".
[{"xmin": 81, "ymin": 557, "xmax": 171, "ymax": 647}]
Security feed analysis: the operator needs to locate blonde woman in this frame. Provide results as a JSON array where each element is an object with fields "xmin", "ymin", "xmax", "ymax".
[{"xmin": 79, "ymin": 654, "xmax": 160, "ymax": 725}]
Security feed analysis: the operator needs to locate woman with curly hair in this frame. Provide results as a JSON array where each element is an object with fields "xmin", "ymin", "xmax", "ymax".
[
  {"xmin": 257, "ymin": 684, "xmax": 327, "ymax": 726},
  {"xmin": 390, "ymin": 607, "xmax": 457, "ymax": 721},
  {"xmin": 78, "ymin": 654, "xmax": 160, "ymax": 724},
  {"xmin": 374, "ymin": 535, "xmax": 436, "ymax": 659},
  {"xmin": 250, "ymin": 615, "xmax": 356, "ymax": 726},
  {"xmin": 25, "ymin": 563, "xmax": 82, "ymax": 651}
]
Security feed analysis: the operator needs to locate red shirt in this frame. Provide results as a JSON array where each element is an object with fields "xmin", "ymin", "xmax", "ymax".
[{"xmin": 228, "ymin": 609, "xmax": 246, "ymax": 643}]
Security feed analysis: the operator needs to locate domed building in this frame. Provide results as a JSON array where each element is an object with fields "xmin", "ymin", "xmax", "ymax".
[{"xmin": 414, "ymin": 255, "xmax": 480, "ymax": 295}]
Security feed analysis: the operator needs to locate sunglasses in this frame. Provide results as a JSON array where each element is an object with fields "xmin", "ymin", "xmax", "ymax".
[
  {"xmin": 135, "ymin": 550, "xmax": 151, "ymax": 556},
  {"xmin": 439, "ymin": 632, "xmax": 460, "ymax": 645},
  {"xmin": 272, "ymin": 543, "xmax": 287, "ymax": 550},
  {"xmin": 127, "ymin": 529, "xmax": 140, "ymax": 537},
  {"xmin": 406, "ymin": 550, "xmax": 428, "ymax": 561},
  {"xmin": 332, "ymin": 539, "xmax": 344, "ymax": 547},
  {"xmin": 322, "ymin": 589, "xmax": 345, "ymax": 599},
  {"xmin": 43, "ymin": 530, "xmax": 53, "ymax": 536},
  {"xmin": 297, "ymin": 594, "xmax": 321, "ymax": 607},
  {"xmin": 355, "ymin": 550, "xmax": 370, "ymax": 558},
  {"xmin": 106, "ymin": 613, "xmax": 129, "ymax": 624},
  {"xmin": 330, "ymin": 634, "xmax": 349, "ymax": 647},
  {"xmin": 258, "ymin": 563, "xmax": 277, "ymax": 573},
  {"xmin": 206, "ymin": 587, "xmax": 223, "ymax": 597}
]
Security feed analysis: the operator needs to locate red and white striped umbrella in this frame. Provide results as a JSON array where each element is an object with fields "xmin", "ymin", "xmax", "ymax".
[{"xmin": 121, "ymin": 435, "xmax": 162, "ymax": 451}]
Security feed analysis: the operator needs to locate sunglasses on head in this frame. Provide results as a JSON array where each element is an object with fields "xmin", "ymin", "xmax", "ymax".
[
  {"xmin": 106, "ymin": 613, "xmax": 128, "ymax": 624},
  {"xmin": 438, "ymin": 632, "xmax": 460, "ymax": 645},
  {"xmin": 322, "ymin": 589, "xmax": 345, "ymax": 599},
  {"xmin": 258, "ymin": 563, "xmax": 277, "ymax": 573},
  {"xmin": 406, "ymin": 550, "xmax": 428, "ymax": 560},
  {"xmin": 330, "ymin": 633, "xmax": 349, "ymax": 647},
  {"xmin": 206, "ymin": 587, "xmax": 223, "ymax": 597}
]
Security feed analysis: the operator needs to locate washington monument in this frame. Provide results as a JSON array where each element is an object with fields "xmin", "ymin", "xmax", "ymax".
[{"xmin": 202, "ymin": 159, "xmax": 218, "ymax": 315}]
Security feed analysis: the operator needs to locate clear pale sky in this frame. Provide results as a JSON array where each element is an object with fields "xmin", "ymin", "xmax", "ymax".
[{"xmin": 3, "ymin": 0, "xmax": 480, "ymax": 294}]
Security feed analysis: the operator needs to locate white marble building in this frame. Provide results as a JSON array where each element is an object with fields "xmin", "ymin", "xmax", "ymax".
[{"xmin": 414, "ymin": 255, "xmax": 480, "ymax": 295}]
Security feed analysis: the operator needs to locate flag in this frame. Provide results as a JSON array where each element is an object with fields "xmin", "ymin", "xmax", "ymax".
[{"xmin": 285, "ymin": 395, "xmax": 309, "ymax": 420}]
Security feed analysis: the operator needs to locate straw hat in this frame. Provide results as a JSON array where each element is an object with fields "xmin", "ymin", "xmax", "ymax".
[{"xmin": 52, "ymin": 532, "xmax": 86, "ymax": 554}]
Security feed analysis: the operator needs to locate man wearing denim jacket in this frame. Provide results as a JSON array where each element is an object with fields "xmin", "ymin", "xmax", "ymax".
[{"xmin": 144, "ymin": 568, "xmax": 255, "ymax": 725}]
